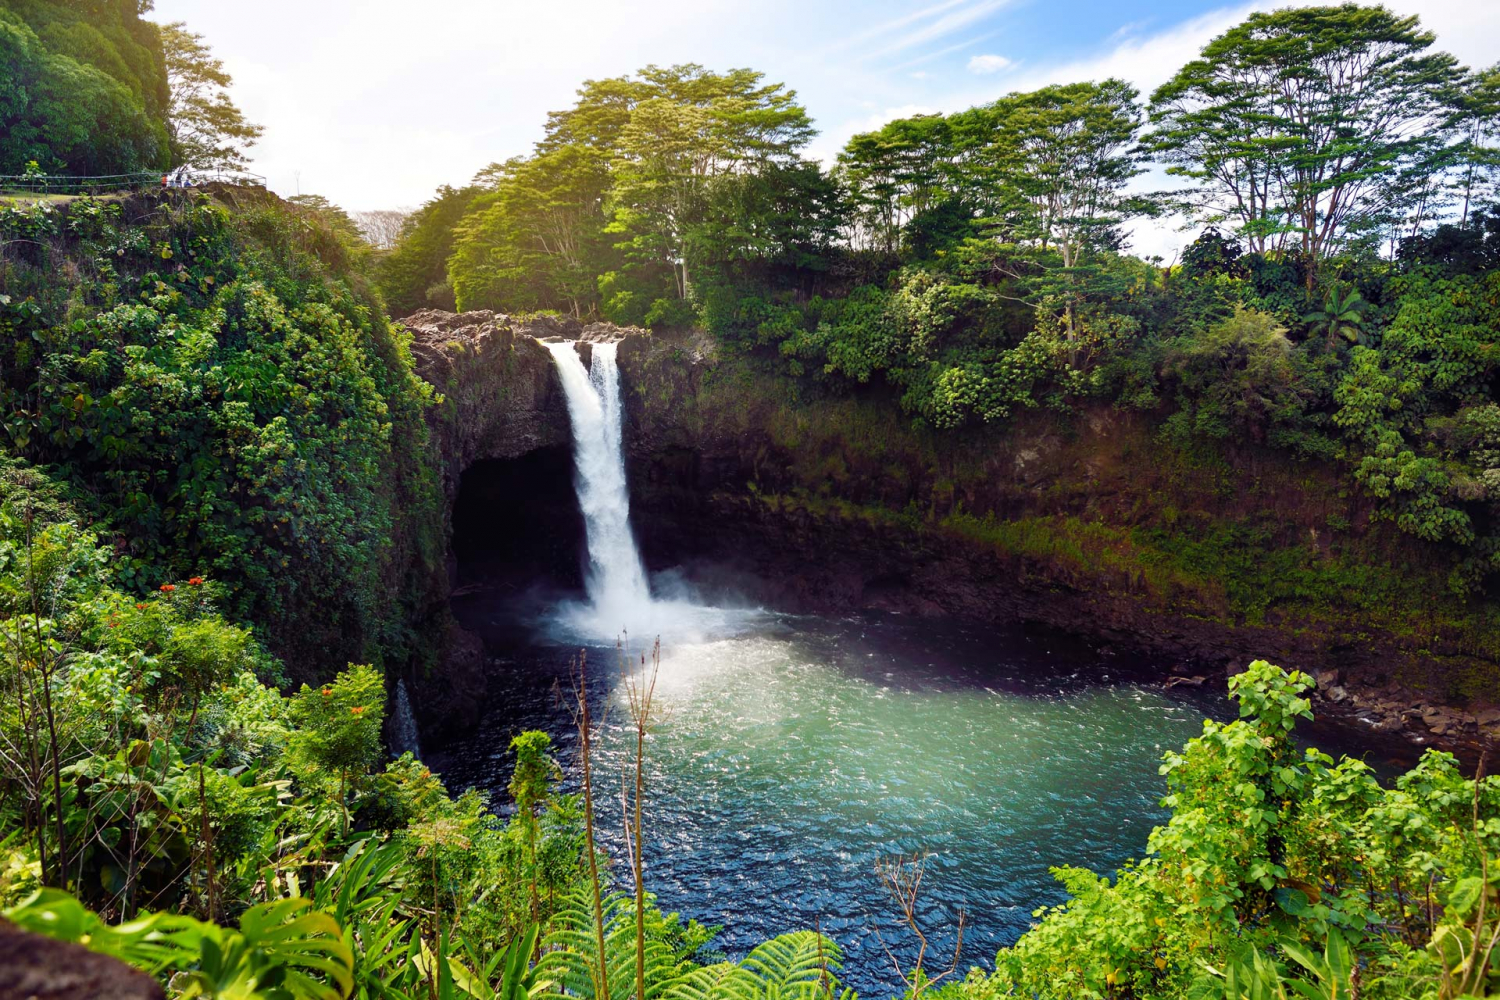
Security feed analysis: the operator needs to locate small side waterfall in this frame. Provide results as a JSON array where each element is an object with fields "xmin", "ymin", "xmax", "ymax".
[
  {"xmin": 546, "ymin": 341, "xmax": 653, "ymax": 632},
  {"xmin": 390, "ymin": 678, "xmax": 421, "ymax": 760}
]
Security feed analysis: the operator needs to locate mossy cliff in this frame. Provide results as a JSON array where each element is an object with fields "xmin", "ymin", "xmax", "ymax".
[{"xmin": 614, "ymin": 335, "xmax": 1500, "ymax": 745}]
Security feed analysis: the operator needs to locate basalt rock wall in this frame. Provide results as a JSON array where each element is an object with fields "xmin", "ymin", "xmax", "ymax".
[
  {"xmin": 400, "ymin": 311, "xmax": 646, "ymax": 730},
  {"xmin": 404, "ymin": 314, "xmax": 1499, "ymax": 752}
]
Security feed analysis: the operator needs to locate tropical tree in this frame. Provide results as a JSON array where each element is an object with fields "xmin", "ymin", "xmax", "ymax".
[
  {"xmin": 288, "ymin": 665, "xmax": 385, "ymax": 838},
  {"xmin": 605, "ymin": 64, "xmax": 816, "ymax": 301},
  {"xmin": 837, "ymin": 114, "xmax": 966, "ymax": 254},
  {"xmin": 1147, "ymin": 4, "xmax": 1467, "ymax": 274},
  {"xmin": 161, "ymin": 21, "xmax": 263, "ymax": 171},
  {"xmin": 980, "ymin": 78, "xmax": 1144, "ymax": 268},
  {"xmin": 1453, "ymin": 63, "xmax": 1500, "ymax": 226},
  {"xmin": 378, "ymin": 184, "xmax": 483, "ymax": 314},
  {"xmin": 508, "ymin": 729, "xmax": 560, "ymax": 915},
  {"xmin": 1304, "ymin": 285, "xmax": 1368, "ymax": 347},
  {"xmin": 449, "ymin": 146, "xmax": 613, "ymax": 315},
  {"xmin": 0, "ymin": 9, "xmax": 168, "ymax": 175}
]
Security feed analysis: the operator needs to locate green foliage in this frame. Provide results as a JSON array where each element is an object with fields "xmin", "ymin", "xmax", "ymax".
[
  {"xmin": 1158, "ymin": 305, "xmax": 1322, "ymax": 448},
  {"xmin": 0, "ymin": 3, "xmax": 170, "ymax": 175},
  {"xmin": 0, "ymin": 192, "xmax": 444, "ymax": 670},
  {"xmin": 7, "ymin": 888, "xmax": 355, "ymax": 999},
  {"xmin": 380, "ymin": 185, "xmax": 482, "ymax": 315},
  {"xmin": 1303, "ymin": 286, "xmax": 1368, "ymax": 347},
  {"xmin": 290, "ymin": 665, "xmax": 385, "ymax": 781},
  {"xmin": 958, "ymin": 662, "xmax": 1500, "ymax": 1000}
]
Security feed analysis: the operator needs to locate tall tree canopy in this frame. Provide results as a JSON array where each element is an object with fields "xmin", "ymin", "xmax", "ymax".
[
  {"xmin": 1147, "ymin": 4, "xmax": 1467, "ymax": 269},
  {"xmin": 0, "ymin": 2, "xmax": 169, "ymax": 174},
  {"xmin": 444, "ymin": 63, "xmax": 817, "ymax": 322},
  {"xmin": 161, "ymin": 20, "xmax": 262, "ymax": 170},
  {"xmin": 980, "ymin": 78, "xmax": 1144, "ymax": 268},
  {"xmin": 379, "ymin": 184, "xmax": 483, "ymax": 315}
]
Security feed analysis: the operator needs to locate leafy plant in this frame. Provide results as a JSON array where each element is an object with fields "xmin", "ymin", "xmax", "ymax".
[{"xmin": 1303, "ymin": 287, "xmax": 1368, "ymax": 347}]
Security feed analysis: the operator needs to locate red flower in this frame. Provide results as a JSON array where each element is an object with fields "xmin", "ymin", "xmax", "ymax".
[
  {"xmin": 160, "ymin": 583, "xmax": 176, "ymax": 593},
  {"xmin": 135, "ymin": 603, "xmax": 147, "ymax": 611},
  {"xmin": 188, "ymin": 577, "xmax": 204, "ymax": 586}
]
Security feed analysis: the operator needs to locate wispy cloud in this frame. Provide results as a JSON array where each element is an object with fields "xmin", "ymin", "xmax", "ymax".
[
  {"xmin": 831, "ymin": 0, "xmax": 980, "ymax": 52},
  {"xmin": 967, "ymin": 53, "xmax": 1013, "ymax": 74},
  {"xmin": 861, "ymin": 0, "xmax": 1016, "ymax": 60},
  {"xmin": 888, "ymin": 29, "xmax": 1003, "ymax": 71}
]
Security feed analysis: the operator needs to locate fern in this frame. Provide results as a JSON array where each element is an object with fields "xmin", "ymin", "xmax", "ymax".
[
  {"xmin": 538, "ymin": 890, "xmax": 693, "ymax": 1000},
  {"xmin": 670, "ymin": 931, "xmax": 852, "ymax": 1000}
]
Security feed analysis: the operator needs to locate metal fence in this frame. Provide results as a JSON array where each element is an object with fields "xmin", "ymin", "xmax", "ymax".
[{"xmin": 0, "ymin": 169, "xmax": 267, "ymax": 195}]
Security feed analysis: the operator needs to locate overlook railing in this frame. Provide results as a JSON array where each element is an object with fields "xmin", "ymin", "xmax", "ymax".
[{"xmin": 0, "ymin": 169, "xmax": 267, "ymax": 195}]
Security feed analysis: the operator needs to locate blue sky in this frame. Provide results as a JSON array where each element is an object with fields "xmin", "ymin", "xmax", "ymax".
[{"xmin": 152, "ymin": 0, "xmax": 1500, "ymax": 259}]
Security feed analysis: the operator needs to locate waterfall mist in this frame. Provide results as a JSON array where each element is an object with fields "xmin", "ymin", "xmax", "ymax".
[{"xmin": 544, "ymin": 340, "xmax": 757, "ymax": 643}]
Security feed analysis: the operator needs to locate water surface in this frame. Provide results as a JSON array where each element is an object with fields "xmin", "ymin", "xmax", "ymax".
[{"xmin": 432, "ymin": 606, "xmax": 1226, "ymax": 995}]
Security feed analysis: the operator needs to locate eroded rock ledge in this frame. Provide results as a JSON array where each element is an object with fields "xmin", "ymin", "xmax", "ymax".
[
  {"xmin": 403, "ymin": 312, "xmax": 1497, "ymax": 758},
  {"xmin": 400, "ymin": 311, "xmax": 649, "ymax": 730}
]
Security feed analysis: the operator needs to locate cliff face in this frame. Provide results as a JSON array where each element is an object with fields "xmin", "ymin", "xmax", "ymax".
[
  {"xmin": 403, "ymin": 309, "xmax": 572, "ymax": 502},
  {"xmin": 400, "ymin": 311, "xmax": 646, "ymax": 729},
  {"xmin": 612, "ymin": 335, "xmax": 1500, "ymax": 750},
  {"xmin": 404, "ymin": 314, "xmax": 1499, "ymax": 750}
]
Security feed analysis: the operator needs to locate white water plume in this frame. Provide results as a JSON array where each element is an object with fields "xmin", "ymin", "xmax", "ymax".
[
  {"xmin": 544, "ymin": 339, "xmax": 759, "ymax": 644},
  {"xmin": 546, "ymin": 341, "xmax": 655, "ymax": 634}
]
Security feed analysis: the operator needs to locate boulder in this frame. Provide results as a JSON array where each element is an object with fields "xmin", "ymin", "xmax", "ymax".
[{"xmin": 0, "ymin": 920, "xmax": 163, "ymax": 999}]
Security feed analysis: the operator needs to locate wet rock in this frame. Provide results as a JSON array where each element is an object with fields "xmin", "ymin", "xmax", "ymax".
[{"xmin": 1327, "ymin": 685, "xmax": 1349, "ymax": 703}]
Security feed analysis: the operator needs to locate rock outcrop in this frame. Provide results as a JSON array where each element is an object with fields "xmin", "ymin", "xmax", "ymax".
[
  {"xmin": 0, "ymin": 922, "xmax": 164, "ymax": 1000},
  {"xmin": 401, "ymin": 312, "xmax": 1496, "ymax": 758},
  {"xmin": 399, "ymin": 311, "xmax": 649, "ymax": 731}
]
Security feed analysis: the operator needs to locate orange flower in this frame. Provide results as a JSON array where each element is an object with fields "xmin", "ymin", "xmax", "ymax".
[
  {"xmin": 160, "ymin": 583, "xmax": 176, "ymax": 593},
  {"xmin": 188, "ymin": 577, "xmax": 204, "ymax": 586},
  {"xmin": 321, "ymin": 687, "xmax": 332, "ymax": 697},
  {"xmin": 135, "ymin": 603, "xmax": 147, "ymax": 611},
  {"xmin": 350, "ymin": 705, "xmax": 366, "ymax": 715}
]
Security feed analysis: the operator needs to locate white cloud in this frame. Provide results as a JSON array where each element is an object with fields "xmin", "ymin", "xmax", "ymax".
[
  {"xmin": 967, "ymin": 54, "xmax": 1013, "ymax": 74},
  {"xmin": 145, "ymin": 0, "xmax": 1500, "ymax": 219},
  {"xmin": 862, "ymin": 0, "xmax": 1016, "ymax": 60}
]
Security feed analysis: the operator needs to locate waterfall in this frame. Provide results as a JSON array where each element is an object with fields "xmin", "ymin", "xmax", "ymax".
[
  {"xmin": 546, "ymin": 341, "xmax": 653, "ymax": 632},
  {"xmin": 390, "ymin": 678, "xmax": 421, "ymax": 760}
]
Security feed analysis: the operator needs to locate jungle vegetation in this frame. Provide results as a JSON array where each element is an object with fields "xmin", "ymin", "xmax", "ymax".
[
  {"xmin": 390, "ymin": 5, "xmax": 1500, "ymax": 595},
  {"xmin": 0, "ymin": 3, "xmax": 1497, "ymax": 1000}
]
